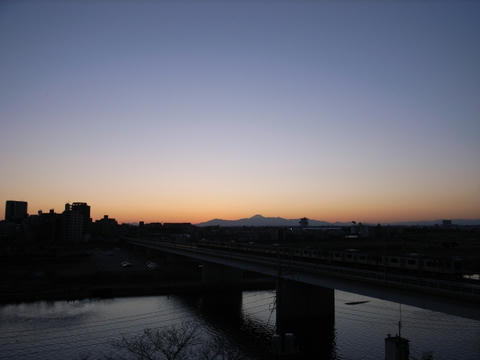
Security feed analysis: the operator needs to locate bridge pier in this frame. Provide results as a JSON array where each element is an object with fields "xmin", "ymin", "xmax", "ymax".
[
  {"xmin": 276, "ymin": 279, "xmax": 335, "ymax": 357},
  {"xmin": 200, "ymin": 263, "xmax": 243, "ymax": 321}
]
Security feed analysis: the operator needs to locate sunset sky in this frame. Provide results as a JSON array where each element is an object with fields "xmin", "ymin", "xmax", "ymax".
[{"xmin": 1, "ymin": 1, "xmax": 479, "ymax": 224}]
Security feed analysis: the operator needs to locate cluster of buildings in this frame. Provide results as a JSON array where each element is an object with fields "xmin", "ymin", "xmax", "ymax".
[{"xmin": 2, "ymin": 200, "xmax": 118, "ymax": 244}]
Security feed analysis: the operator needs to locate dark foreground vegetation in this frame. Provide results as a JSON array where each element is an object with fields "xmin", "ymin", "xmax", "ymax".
[{"xmin": 77, "ymin": 322, "xmax": 248, "ymax": 360}]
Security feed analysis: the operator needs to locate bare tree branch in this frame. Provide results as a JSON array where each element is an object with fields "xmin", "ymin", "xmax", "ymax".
[{"xmin": 113, "ymin": 322, "xmax": 201, "ymax": 360}]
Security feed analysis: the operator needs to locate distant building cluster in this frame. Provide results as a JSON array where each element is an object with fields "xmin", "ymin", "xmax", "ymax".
[{"xmin": 2, "ymin": 200, "xmax": 118, "ymax": 245}]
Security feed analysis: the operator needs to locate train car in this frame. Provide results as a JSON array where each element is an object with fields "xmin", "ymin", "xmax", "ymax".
[
  {"xmin": 194, "ymin": 238, "xmax": 464, "ymax": 277},
  {"xmin": 421, "ymin": 256, "xmax": 463, "ymax": 275}
]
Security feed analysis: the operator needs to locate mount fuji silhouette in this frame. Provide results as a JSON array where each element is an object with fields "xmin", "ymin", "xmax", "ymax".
[
  {"xmin": 196, "ymin": 215, "xmax": 480, "ymax": 227},
  {"xmin": 196, "ymin": 214, "xmax": 332, "ymax": 227}
]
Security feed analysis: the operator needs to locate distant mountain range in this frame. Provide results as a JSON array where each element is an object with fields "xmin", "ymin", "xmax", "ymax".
[
  {"xmin": 196, "ymin": 214, "xmax": 480, "ymax": 227},
  {"xmin": 197, "ymin": 214, "xmax": 332, "ymax": 227}
]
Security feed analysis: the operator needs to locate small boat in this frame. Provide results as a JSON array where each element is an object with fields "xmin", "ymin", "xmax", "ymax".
[{"xmin": 345, "ymin": 300, "xmax": 370, "ymax": 305}]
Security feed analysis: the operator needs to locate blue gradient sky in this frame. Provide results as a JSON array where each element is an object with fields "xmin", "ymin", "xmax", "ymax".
[{"xmin": 1, "ymin": 1, "xmax": 479, "ymax": 223}]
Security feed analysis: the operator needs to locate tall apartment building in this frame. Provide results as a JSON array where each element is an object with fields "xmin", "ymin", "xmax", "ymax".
[
  {"xmin": 5, "ymin": 200, "xmax": 28, "ymax": 222},
  {"xmin": 63, "ymin": 202, "xmax": 91, "ymax": 242}
]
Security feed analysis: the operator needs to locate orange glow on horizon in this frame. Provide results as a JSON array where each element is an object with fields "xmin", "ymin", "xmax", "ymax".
[
  {"xmin": 1, "ymin": 199, "xmax": 478, "ymax": 225},
  {"xmin": 1, "ymin": 181, "xmax": 479, "ymax": 225}
]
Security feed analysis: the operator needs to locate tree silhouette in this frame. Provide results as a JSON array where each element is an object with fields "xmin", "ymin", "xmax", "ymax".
[
  {"xmin": 114, "ymin": 322, "xmax": 200, "ymax": 360},
  {"xmin": 110, "ymin": 322, "xmax": 246, "ymax": 360}
]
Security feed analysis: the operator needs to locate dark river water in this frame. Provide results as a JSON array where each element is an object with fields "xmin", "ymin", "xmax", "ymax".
[{"xmin": 0, "ymin": 290, "xmax": 479, "ymax": 360}]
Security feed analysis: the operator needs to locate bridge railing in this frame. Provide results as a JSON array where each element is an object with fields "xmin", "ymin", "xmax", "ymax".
[
  {"xmin": 277, "ymin": 253, "xmax": 480, "ymax": 297},
  {"xmin": 127, "ymin": 238, "xmax": 480, "ymax": 298}
]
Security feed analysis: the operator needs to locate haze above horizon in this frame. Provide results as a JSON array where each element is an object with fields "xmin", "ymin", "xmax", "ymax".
[{"xmin": 1, "ymin": 1, "xmax": 479, "ymax": 224}]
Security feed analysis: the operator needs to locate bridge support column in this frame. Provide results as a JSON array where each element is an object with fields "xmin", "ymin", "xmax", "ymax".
[
  {"xmin": 276, "ymin": 279, "xmax": 335, "ymax": 357},
  {"xmin": 200, "ymin": 263, "xmax": 243, "ymax": 320}
]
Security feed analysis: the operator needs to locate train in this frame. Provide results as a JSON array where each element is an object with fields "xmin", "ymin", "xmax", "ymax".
[
  {"xmin": 193, "ymin": 239, "xmax": 464, "ymax": 277},
  {"xmin": 132, "ymin": 236, "xmax": 465, "ymax": 278}
]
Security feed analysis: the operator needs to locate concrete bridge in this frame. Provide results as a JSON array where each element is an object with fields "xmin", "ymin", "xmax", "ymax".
[{"xmin": 126, "ymin": 238, "xmax": 480, "ymax": 321}]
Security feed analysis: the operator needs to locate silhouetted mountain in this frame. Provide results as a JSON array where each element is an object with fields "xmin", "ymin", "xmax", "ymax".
[
  {"xmin": 196, "ymin": 215, "xmax": 480, "ymax": 227},
  {"xmin": 196, "ymin": 215, "xmax": 331, "ymax": 227}
]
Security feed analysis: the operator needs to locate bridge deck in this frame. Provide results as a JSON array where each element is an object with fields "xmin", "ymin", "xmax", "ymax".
[{"xmin": 127, "ymin": 238, "xmax": 480, "ymax": 321}]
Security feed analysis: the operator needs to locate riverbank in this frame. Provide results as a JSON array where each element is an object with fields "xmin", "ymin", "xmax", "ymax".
[
  {"xmin": 0, "ymin": 277, "xmax": 275, "ymax": 303},
  {"xmin": 0, "ymin": 244, "xmax": 275, "ymax": 303}
]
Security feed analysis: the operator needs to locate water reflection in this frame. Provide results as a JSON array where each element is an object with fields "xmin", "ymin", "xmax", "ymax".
[
  {"xmin": 275, "ymin": 281, "xmax": 336, "ymax": 359},
  {"xmin": 0, "ymin": 291, "xmax": 479, "ymax": 360},
  {"xmin": 177, "ymin": 291, "xmax": 276, "ymax": 359},
  {"xmin": 177, "ymin": 288, "xmax": 337, "ymax": 360}
]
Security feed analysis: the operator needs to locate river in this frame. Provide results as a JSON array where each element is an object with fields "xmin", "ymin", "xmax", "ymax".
[{"xmin": 0, "ymin": 290, "xmax": 478, "ymax": 359}]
